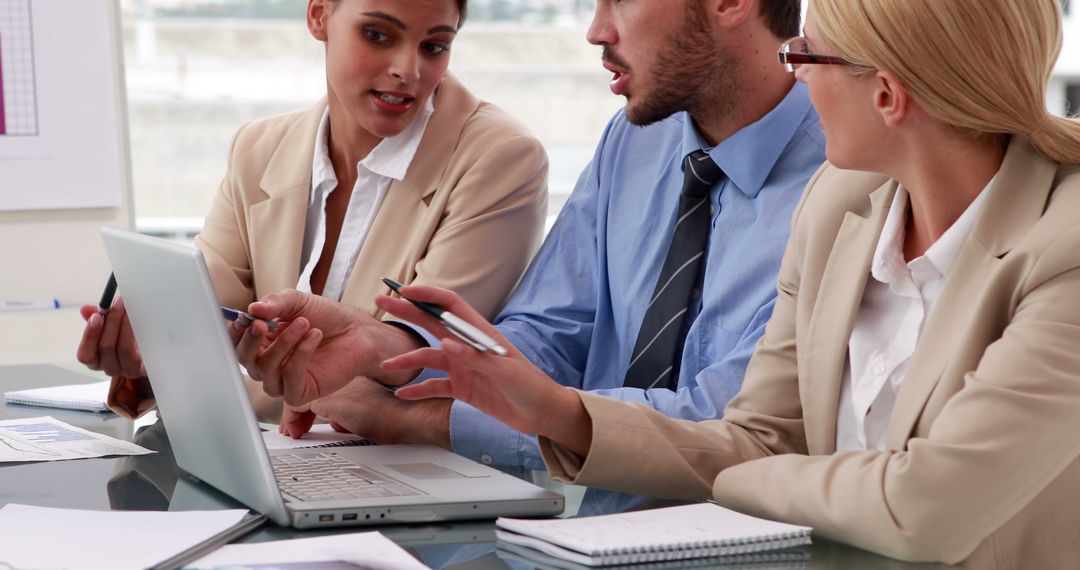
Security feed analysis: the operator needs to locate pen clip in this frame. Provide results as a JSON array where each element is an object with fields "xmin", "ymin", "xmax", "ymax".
[
  {"xmin": 444, "ymin": 324, "xmax": 490, "ymax": 353},
  {"xmin": 381, "ymin": 276, "xmax": 505, "ymax": 356},
  {"xmin": 441, "ymin": 312, "xmax": 509, "ymax": 356}
]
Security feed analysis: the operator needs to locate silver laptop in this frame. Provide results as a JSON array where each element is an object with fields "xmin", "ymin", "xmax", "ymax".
[{"xmin": 101, "ymin": 227, "xmax": 564, "ymax": 528}]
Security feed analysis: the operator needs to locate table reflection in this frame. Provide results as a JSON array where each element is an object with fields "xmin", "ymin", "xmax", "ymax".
[{"xmin": 95, "ymin": 420, "xmax": 955, "ymax": 569}]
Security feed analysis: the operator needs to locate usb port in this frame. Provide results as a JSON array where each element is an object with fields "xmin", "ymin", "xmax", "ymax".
[
  {"xmin": 319, "ymin": 514, "xmax": 334, "ymax": 522},
  {"xmin": 342, "ymin": 513, "xmax": 358, "ymax": 521}
]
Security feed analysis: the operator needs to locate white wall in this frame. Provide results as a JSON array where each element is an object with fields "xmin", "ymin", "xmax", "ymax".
[{"xmin": 0, "ymin": 0, "xmax": 134, "ymax": 306}]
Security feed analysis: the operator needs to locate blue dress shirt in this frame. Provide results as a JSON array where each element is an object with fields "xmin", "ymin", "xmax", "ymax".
[{"xmin": 446, "ymin": 83, "xmax": 825, "ymax": 471}]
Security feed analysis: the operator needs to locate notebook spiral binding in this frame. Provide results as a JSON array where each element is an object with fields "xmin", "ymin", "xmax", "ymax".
[
  {"xmin": 312, "ymin": 438, "xmax": 376, "ymax": 448},
  {"xmin": 596, "ymin": 531, "xmax": 810, "ymax": 565}
]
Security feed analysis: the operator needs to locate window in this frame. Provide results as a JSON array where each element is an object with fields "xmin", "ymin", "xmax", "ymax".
[
  {"xmin": 1067, "ymin": 83, "xmax": 1080, "ymax": 117},
  {"xmin": 121, "ymin": 0, "xmax": 620, "ymax": 240}
]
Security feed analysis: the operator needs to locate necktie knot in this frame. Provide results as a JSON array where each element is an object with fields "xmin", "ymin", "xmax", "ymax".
[{"xmin": 682, "ymin": 150, "xmax": 723, "ymax": 199}]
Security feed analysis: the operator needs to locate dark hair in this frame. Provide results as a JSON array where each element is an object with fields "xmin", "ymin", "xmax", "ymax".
[
  {"xmin": 760, "ymin": 0, "xmax": 800, "ymax": 38},
  {"xmin": 456, "ymin": 0, "xmax": 468, "ymax": 28},
  {"xmin": 326, "ymin": 0, "xmax": 468, "ymax": 28}
]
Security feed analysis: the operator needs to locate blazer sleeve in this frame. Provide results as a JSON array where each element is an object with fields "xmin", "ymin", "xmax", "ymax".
[
  {"xmin": 537, "ymin": 164, "xmax": 824, "ymax": 497},
  {"xmin": 707, "ymin": 233, "xmax": 1080, "ymax": 563},
  {"xmin": 194, "ymin": 127, "xmax": 258, "ymax": 310},
  {"xmin": 408, "ymin": 131, "xmax": 548, "ymax": 320}
]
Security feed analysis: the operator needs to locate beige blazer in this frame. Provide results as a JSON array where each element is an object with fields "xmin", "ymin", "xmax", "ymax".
[
  {"xmin": 110, "ymin": 75, "xmax": 547, "ymax": 419},
  {"xmin": 541, "ymin": 137, "xmax": 1080, "ymax": 568}
]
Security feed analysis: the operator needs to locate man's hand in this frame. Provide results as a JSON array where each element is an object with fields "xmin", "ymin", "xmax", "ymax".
[
  {"xmin": 280, "ymin": 378, "xmax": 452, "ymax": 449},
  {"xmin": 233, "ymin": 290, "xmax": 424, "ymax": 407},
  {"xmin": 279, "ymin": 404, "xmax": 317, "ymax": 439},
  {"xmin": 378, "ymin": 285, "xmax": 593, "ymax": 457}
]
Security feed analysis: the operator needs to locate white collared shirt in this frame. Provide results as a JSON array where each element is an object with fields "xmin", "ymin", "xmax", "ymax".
[
  {"xmin": 297, "ymin": 98, "xmax": 435, "ymax": 301},
  {"xmin": 835, "ymin": 179, "xmax": 993, "ymax": 451}
]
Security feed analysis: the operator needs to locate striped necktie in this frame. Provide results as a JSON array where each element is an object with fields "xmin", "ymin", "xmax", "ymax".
[{"xmin": 623, "ymin": 150, "xmax": 723, "ymax": 391}]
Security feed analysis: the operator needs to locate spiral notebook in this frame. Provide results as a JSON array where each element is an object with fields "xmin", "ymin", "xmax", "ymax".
[
  {"xmin": 497, "ymin": 542, "xmax": 810, "ymax": 570},
  {"xmin": 495, "ymin": 503, "xmax": 812, "ymax": 567},
  {"xmin": 4, "ymin": 380, "xmax": 112, "ymax": 413}
]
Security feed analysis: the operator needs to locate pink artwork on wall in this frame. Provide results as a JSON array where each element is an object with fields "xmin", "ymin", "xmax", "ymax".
[{"xmin": 0, "ymin": 34, "xmax": 7, "ymax": 136}]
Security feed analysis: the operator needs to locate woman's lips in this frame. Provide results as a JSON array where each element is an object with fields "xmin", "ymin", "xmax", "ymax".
[{"xmin": 371, "ymin": 90, "xmax": 414, "ymax": 114}]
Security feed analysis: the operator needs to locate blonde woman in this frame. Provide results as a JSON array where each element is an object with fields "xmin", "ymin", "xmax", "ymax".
[{"xmin": 232, "ymin": 0, "xmax": 1080, "ymax": 565}]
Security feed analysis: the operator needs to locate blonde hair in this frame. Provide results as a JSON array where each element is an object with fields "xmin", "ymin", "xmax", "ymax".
[{"xmin": 811, "ymin": 0, "xmax": 1080, "ymax": 165}]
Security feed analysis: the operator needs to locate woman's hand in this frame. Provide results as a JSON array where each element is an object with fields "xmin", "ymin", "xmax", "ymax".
[
  {"xmin": 75, "ymin": 297, "xmax": 146, "ymax": 379},
  {"xmin": 378, "ymin": 285, "xmax": 593, "ymax": 457},
  {"xmin": 233, "ymin": 289, "xmax": 423, "ymax": 407}
]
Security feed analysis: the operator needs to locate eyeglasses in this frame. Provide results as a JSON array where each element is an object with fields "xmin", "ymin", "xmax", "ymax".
[{"xmin": 777, "ymin": 36, "xmax": 857, "ymax": 72}]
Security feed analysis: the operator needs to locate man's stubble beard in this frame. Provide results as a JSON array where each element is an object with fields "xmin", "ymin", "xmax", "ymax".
[{"xmin": 624, "ymin": 4, "xmax": 741, "ymax": 128}]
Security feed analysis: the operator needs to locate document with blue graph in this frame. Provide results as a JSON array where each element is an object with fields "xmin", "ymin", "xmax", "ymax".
[{"xmin": 0, "ymin": 416, "xmax": 151, "ymax": 463}]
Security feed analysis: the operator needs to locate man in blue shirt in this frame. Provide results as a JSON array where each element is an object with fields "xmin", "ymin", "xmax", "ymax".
[{"xmin": 238, "ymin": 0, "xmax": 824, "ymax": 476}]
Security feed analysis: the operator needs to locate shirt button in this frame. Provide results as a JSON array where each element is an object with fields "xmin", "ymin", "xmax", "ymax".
[
  {"xmin": 873, "ymin": 364, "xmax": 886, "ymax": 376},
  {"xmin": 480, "ymin": 454, "xmax": 494, "ymax": 465}
]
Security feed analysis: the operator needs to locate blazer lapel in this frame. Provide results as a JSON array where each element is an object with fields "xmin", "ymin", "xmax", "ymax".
[
  {"xmin": 883, "ymin": 242, "xmax": 998, "ymax": 449},
  {"xmin": 397, "ymin": 74, "xmax": 479, "ymax": 202},
  {"xmin": 337, "ymin": 183, "xmax": 427, "ymax": 315},
  {"xmin": 338, "ymin": 75, "xmax": 480, "ymax": 315},
  {"xmin": 802, "ymin": 180, "xmax": 896, "ymax": 455},
  {"xmin": 886, "ymin": 136, "xmax": 1058, "ymax": 447},
  {"xmin": 248, "ymin": 100, "xmax": 326, "ymax": 299}
]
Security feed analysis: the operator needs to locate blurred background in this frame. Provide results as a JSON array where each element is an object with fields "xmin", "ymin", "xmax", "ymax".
[
  {"xmin": 120, "ymin": 0, "xmax": 620, "ymax": 240},
  {"xmin": 120, "ymin": 0, "xmax": 1078, "ymax": 241}
]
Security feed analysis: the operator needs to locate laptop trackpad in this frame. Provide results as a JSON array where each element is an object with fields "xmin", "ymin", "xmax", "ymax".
[{"xmin": 385, "ymin": 463, "xmax": 469, "ymax": 480}]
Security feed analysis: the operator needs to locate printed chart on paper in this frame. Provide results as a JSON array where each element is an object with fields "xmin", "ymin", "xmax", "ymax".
[
  {"xmin": 0, "ymin": 0, "xmax": 38, "ymax": 137},
  {"xmin": 0, "ymin": 417, "xmax": 152, "ymax": 463}
]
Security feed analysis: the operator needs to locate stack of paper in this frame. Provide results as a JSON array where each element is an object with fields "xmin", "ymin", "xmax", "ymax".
[{"xmin": 0, "ymin": 504, "xmax": 251, "ymax": 570}]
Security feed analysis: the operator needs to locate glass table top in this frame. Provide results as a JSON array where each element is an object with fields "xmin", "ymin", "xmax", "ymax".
[{"xmin": 0, "ymin": 364, "xmax": 955, "ymax": 569}]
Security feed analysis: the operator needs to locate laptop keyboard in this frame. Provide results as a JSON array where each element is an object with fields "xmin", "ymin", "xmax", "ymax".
[{"xmin": 272, "ymin": 452, "xmax": 426, "ymax": 502}]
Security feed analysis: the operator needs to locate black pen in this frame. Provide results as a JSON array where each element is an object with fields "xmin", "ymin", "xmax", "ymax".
[
  {"xmin": 382, "ymin": 278, "xmax": 508, "ymax": 356},
  {"xmin": 97, "ymin": 274, "xmax": 118, "ymax": 314}
]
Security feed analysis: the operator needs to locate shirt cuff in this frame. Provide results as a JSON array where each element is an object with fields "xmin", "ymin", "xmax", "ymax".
[
  {"xmin": 450, "ymin": 400, "xmax": 528, "ymax": 468},
  {"xmin": 539, "ymin": 436, "xmax": 586, "ymax": 482}
]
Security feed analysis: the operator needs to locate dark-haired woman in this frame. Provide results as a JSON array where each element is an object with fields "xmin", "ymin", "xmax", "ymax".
[{"xmin": 77, "ymin": 0, "xmax": 547, "ymax": 421}]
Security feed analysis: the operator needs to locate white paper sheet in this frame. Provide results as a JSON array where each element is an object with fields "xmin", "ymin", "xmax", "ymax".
[
  {"xmin": 0, "ymin": 416, "xmax": 152, "ymax": 462},
  {"xmin": 188, "ymin": 532, "xmax": 428, "ymax": 569},
  {"xmin": 0, "ymin": 504, "xmax": 249, "ymax": 570},
  {"xmin": 262, "ymin": 424, "xmax": 369, "ymax": 450}
]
